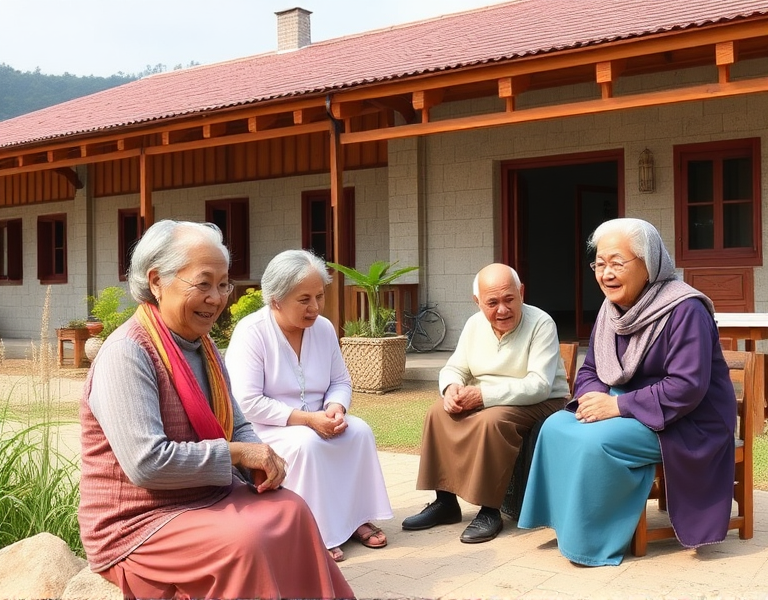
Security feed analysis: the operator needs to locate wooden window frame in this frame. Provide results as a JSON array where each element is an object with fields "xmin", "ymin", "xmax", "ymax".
[
  {"xmin": 118, "ymin": 208, "xmax": 141, "ymax": 281},
  {"xmin": 37, "ymin": 213, "xmax": 67, "ymax": 284},
  {"xmin": 674, "ymin": 138, "xmax": 762, "ymax": 268},
  {"xmin": 0, "ymin": 218, "xmax": 23, "ymax": 284},
  {"xmin": 301, "ymin": 187, "xmax": 355, "ymax": 265},
  {"xmin": 205, "ymin": 198, "xmax": 250, "ymax": 279}
]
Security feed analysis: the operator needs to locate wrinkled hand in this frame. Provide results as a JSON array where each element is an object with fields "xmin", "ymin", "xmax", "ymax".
[
  {"xmin": 229, "ymin": 442, "xmax": 287, "ymax": 493},
  {"xmin": 574, "ymin": 391, "xmax": 621, "ymax": 423},
  {"xmin": 443, "ymin": 383, "xmax": 483, "ymax": 413},
  {"xmin": 307, "ymin": 407, "xmax": 347, "ymax": 440}
]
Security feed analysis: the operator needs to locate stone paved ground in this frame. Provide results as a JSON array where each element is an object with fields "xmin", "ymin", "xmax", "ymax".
[{"xmin": 3, "ymin": 354, "xmax": 768, "ymax": 599}]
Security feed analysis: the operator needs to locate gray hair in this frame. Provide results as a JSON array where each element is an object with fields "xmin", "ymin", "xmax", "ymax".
[
  {"xmin": 127, "ymin": 220, "xmax": 230, "ymax": 305},
  {"xmin": 472, "ymin": 265, "xmax": 522, "ymax": 296},
  {"xmin": 261, "ymin": 249, "xmax": 331, "ymax": 306},
  {"xmin": 587, "ymin": 217, "xmax": 676, "ymax": 283}
]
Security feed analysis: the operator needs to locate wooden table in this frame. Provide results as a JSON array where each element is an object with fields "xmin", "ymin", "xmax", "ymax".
[
  {"xmin": 56, "ymin": 327, "xmax": 90, "ymax": 368},
  {"xmin": 714, "ymin": 312, "xmax": 768, "ymax": 435}
]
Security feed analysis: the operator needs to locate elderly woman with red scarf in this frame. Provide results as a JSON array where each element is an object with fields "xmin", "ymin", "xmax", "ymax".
[
  {"xmin": 78, "ymin": 219, "xmax": 354, "ymax": 599},
  {"xmin": 519, "ymin": 217, "xmax": 736, "ymax": 566}
]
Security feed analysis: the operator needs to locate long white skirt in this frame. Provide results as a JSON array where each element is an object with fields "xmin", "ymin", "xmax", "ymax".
[{"xmin": 253, "ymin": 414, "xmax": 393, "ymax": 548}]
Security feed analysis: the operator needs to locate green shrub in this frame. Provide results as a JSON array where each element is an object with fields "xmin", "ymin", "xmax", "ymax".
[
  {"xmin": 64, "ymin": 319, "xmax": 87, "ymax": 329},
  {"xmin": 212, "ymin": 288, "xmax": 264, "ymax": 349},
  {"xmin": 88, "ymin": 286, "xmax": 137, "ymax": 340},
  {"xmin": 229, "ymin": 288, "xmax": 264, "ymax": 328}
]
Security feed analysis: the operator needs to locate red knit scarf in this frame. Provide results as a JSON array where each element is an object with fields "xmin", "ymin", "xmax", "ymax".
[{"xmin": 136, "ymin": 303, "xmax": 233, "ymax": 441}]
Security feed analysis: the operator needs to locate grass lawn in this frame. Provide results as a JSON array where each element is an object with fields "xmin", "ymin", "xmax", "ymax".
[{"xmin": 351, "ymin": 379, "xmax": 438, "ymax": 454}]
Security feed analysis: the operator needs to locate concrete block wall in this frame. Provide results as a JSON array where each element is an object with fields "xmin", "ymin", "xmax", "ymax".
[
  {"xmin": 0, "ymin": 188, "xmax": 89, "ymax": 341},
  {"xmin": 416, "ymin": 58, "xmax": 768, "ymax": 348}
]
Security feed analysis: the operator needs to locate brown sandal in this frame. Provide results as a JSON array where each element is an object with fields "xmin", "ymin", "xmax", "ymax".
[
  {"xmin": 352, "ymin": 523, "xmax": 387, "ymax": 548},
  {"xmin": 328, "ymin": 546, "xmax": 345, "ymax": 562}
]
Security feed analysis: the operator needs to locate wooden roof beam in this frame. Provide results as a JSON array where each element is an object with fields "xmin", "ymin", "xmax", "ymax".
[
  {"xmin": 413, "ymin": 89, "xmax": 445, "ymax": 123},
  {"xmin": 498, "ymin": 75, "xmax": 531, "ymax": 112},
  {"xmin": 247, "ymin": 114, "xmax": 281, "ymax": 132},
  {"xmin": 717, "ymin": 41, "xmax": 737, "ymax": 84},
  {"xmin": 16, "ymin": 152, "xmax": 50, "ymax": 167},
  {"xmin": 293, "ymin": 106, "xmax": 326, "ymax": 124},
  {"xmin": 596, "ymin": 59, "xmax": 626, "ymax": 99},
  {"xmin": 369, "ymin": 96, "xmax": 417, "ymax": 124},
  {"xmin": 341, "ymin": 75, "xmax": 768, "ymax": 144},
  {"xmin": 202, "ymin": 123, "xmax": 227, "ymax": 139},
  {"xmin": 331, "ymin": 19, "xmax": 767, "ymax": 104},
  {"xmin": 54, "ymin": 167, "xmax": 84, "ymax": 189},
  {"xmin": 0, "ymin": 147, "xmax": 142, "ymax": 176},
  {"xmin": 330, "ymin": 100, "xmax": 364, "ymax": 121}
]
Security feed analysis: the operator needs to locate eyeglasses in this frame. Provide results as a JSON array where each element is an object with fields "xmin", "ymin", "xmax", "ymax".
[
  {"xmin": 589, "ymin": 256, "xmax": 640, "ymax": 274},
  {"xmin": 176, "ymin": 276, "xmax": 235, "ymax": 297}
]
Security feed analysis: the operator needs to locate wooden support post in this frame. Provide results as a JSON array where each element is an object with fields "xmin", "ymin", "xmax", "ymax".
[
  {"xmin": 328, "ymin": 118, "xmax": 346, "ymax": 336},
  {"xmin": 139, "ymin": 150, "xmax": 154, "ymax": 231},
  {"xmin": 498, "ymin": 75, "xmax": 530, "ymax": 112},
  {"xmin": 596, "ymin": 60, "xmax": 625, "ymax": 100},
  {"xmin": 717, "ymin": 41, "xmax": 736, "ymax": 85},
  {"xmin": 413, "ymin": 89, "xmax": 445, "ymax": 123}
]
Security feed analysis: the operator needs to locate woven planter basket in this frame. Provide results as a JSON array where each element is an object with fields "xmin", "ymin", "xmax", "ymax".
[{"xmin": 340, "ymin": 335, "xmax": 407, "ymax": 394}]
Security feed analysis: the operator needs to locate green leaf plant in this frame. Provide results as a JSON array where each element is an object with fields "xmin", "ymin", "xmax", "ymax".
[{"xmin": 326, "ymin": 260, "xmax": 418, "ymax": 338}]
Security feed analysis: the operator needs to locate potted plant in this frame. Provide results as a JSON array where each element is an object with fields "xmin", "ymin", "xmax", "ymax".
[
  {"xmin": 84, "ymin": 286, "xmax": 137, "ymax": 360},
  {"xmin": 326, "ymin": 260, "xmax": 418, "ymax": 394}
]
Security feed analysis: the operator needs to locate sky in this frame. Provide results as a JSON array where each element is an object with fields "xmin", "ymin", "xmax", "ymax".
[{"xmin": 1, "ymin": 0, "xmax": 511, "ymax": 78}]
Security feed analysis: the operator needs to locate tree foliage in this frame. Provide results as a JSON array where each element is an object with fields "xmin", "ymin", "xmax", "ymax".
[{"xmin": 0, "ymin": 61, "xmax": 200, "ymax": 122}]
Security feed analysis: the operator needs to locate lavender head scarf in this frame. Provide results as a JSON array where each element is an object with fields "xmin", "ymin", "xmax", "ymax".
[{"xmin": 590, "ymin": 218, "xmax": 715, "ymax": 386}]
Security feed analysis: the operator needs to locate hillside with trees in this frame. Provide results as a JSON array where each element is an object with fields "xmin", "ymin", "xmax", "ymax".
[{"xmin": 0, "ymin": 62, "xmax": 198, "ymax": 121}]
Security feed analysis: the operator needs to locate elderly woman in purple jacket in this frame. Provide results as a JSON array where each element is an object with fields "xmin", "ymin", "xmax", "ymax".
[{"xmin": 519, "ymin": 217, "xmax": 736, "ymax": 566}]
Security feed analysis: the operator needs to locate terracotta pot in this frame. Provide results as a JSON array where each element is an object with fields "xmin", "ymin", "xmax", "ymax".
[{"xmin": 85, "ymin": 321, "xmax": 103, "ymax": 337}]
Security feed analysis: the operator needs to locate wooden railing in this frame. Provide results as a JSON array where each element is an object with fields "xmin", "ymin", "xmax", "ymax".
[{"xmin": 343, "ymin": 284, "xmax": 419, "ymax": 335}]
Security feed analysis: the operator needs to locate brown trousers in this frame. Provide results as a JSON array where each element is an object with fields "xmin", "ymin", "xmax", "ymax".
[{"xmin": 416, "ymin": 397, "xmax": 565, "ymax": 508}]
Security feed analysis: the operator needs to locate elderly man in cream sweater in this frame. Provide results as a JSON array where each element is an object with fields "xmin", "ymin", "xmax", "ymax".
[{"xmin": 402, "ymin": 263, "xmax": 570, "ymax": 543}]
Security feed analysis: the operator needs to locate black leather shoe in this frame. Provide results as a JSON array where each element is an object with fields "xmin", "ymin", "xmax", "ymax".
[
  {"xmin": 459, "ymin": 509, "xmax": 503, "ymax": 543},
  {"xmin": 402, "ymin": 499, "xmax": 462, "ymax": 530}
]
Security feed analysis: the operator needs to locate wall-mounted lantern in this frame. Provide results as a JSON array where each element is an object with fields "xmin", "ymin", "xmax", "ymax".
[{"xmin": 638, "ymin": 148, "xmax": 655, "ymax": 193}]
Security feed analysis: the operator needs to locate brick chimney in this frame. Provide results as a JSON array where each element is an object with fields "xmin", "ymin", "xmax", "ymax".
[{"xmin": 276, "ymin": 7, "xmax": 312, "ymax": 52}]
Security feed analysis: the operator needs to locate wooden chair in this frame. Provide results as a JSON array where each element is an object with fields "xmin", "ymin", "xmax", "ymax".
[
  {"xmin": 559, "ymin": 341, "xmax": 579, "ymax": 395},
  {"xmin": 501, "ymin": 341, "xmax": 580, "ymax": 518},
  {"xmin": 630, "ymin": 349, "xmax": 755, "ymax": 556},
  {"xmin": 720, "ymin": 337, "xmax": 737, "ymax": 351}
]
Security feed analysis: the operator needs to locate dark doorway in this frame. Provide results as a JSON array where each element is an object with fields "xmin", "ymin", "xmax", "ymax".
[{"xmin": 502, "ymin": 151, "xmax": 623, "ymax": 342}]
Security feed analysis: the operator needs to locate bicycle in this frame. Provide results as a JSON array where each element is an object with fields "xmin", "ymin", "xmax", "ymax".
[{"xmin": 402, "ymin": 303, "xmax": 446, "ymax": 353}]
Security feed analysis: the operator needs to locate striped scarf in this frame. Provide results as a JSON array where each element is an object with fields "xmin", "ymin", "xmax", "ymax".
[{"xmin": 135, "ymin": 303, "xmax": 233, "ymax": 441}]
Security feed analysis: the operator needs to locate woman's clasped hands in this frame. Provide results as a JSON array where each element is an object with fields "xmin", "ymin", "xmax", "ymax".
[
  {"xmin": 574, "ymin": 391, "xmax": 621, "ymax": 424},
  {"xmin": 307, "ymin": 403, "xmax": 348, "ymax": 440}
]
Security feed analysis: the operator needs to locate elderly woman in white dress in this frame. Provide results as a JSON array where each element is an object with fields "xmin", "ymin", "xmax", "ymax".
[{"xmin": 225, "ymin": 249, "xmax": 393, "ymax": 562}]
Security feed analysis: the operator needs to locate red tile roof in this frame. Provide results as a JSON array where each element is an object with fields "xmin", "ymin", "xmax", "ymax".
[{"xmin": 1, "ymin": 0, "xmax": 766, "ymax": 149}]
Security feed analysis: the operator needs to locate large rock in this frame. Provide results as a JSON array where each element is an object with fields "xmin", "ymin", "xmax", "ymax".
[
  {"xmin": 62, "ymin": 566, "xmax": 122, "ymax": 600},
  {"xmin": 0, "ymin": 532, "xmax": 85, "ymax": 599}
]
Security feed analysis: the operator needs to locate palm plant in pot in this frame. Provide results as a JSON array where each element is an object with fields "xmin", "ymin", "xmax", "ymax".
[{"xmin": 326, "ymin": 260, "xmax": 418, "ymax": 394}]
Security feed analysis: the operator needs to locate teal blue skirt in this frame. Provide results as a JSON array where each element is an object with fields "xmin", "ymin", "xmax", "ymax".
[{"xmin": 517, "ymin": 409, "xmax": 661, "ymax": 566}]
